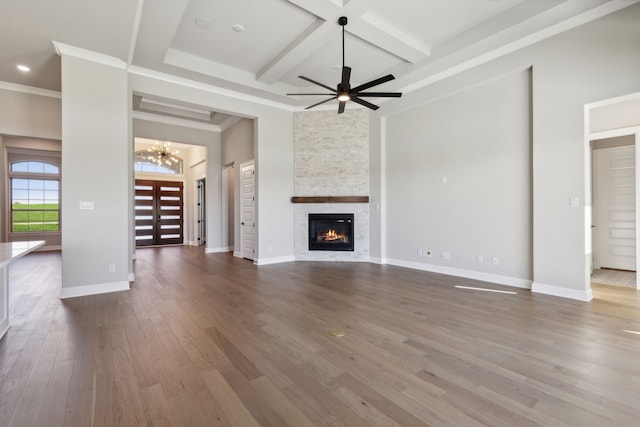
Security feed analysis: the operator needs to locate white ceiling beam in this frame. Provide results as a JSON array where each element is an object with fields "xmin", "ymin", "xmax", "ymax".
[
  {"xmin": 284, "ymin": 0, "xmax": 429, "ymax": 68},
  {"xmin": 349, "ymin": 15, "xmax": 430, "ymax": 63},
  {"xmin": 256, "ymin": 19, "xmax": 336, "ymax": 84}
]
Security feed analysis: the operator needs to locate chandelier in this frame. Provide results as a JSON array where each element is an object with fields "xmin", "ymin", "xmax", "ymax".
[{"xmin": 143, "ymin": 141, "xmax": 180, "ymax": 167}]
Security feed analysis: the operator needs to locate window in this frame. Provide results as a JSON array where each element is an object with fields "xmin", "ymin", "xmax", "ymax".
[
  {"xmin": 134, "ymin": 151, "xmax": 183, "ymax": 175},
  {"xmin": 9, "ymin": 160, "xmax": 60, "ymax": 233}
]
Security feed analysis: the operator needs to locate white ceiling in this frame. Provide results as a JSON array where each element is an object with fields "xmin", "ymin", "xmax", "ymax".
[{"xmin": 1, "ymin": 0, "xmax": 637, "ymax": 116}]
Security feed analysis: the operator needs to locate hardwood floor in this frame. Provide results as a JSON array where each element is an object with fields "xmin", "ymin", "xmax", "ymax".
[{"xmin": 1, "ymin": 246, "xmax": 640, "ymax": 426}]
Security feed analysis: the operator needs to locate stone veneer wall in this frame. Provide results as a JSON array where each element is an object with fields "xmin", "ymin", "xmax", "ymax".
[{"xmin": 293, "ymin": 109, "xmax": 370, "ymax": 261}]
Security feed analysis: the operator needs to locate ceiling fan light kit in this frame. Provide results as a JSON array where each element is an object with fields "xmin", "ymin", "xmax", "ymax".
[{"xmin": 287, "ymin": 16, "xmax": 402, "ymax": 114}]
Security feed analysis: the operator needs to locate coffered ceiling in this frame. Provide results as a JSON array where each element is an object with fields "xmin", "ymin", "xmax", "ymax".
[{"xmin": 1, "ymin": 0, "xmax": 637, "ymax": 112}]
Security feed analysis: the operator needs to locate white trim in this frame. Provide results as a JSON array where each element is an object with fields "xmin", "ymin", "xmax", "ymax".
[
  {"xmin": 128, "ymin": 0, "xmax": 145, "ymax": 65},
  {"xmin": 0, "ymin": 318, "xmax": 8, "ymax": 340},
  {"xmin": 255, "ymin": 255, "xmax": 295, "ymax": 265},
  {"xmin": 205, "ymin": 247, "xmax": 225, "ymax": 254},
  {"xmin": 219, "ymin": 116, "xmax": 243, "ymax": 132},
  {"xmin": 0, "ymin": 81, "xmax": 61, "ymax": 99},
  {"xmin": 369, "ymin": 257, "xmax": 383, "ymax": 264},
  {"xmin": 128, "ymin": 66, "xmax": 296, "ymax": 112},
  {"xmin": 532, "ymin": 282, "xmax": 593, "ymax": 302},
  {"xmin": 60, "ymin": 281, "xmax": 130, "ymax": 299},
  {"xmin": 128, "ymin": 273, "xmax": 135, "ymax": 282},
  {"xmin": 52, "ymin": 41, "xmax": 127, "ymax": 69},
  {"xmin": 132, "ymin": 111, "xmax": 221, "ymax": 132},
  {"xmin": 589, "ymin": 126, "xmax": 640, "ymax": 141},
  {"xmin": 233, "ymin": 251, "xmax": 242, "ymax": 258},
  {"xmin": 384, "ymin": 258, "xmax": 532, "ymax": 289},
  {"xmin": 585, "ymin": 91, "xmax": 640, "ymax": 109}
]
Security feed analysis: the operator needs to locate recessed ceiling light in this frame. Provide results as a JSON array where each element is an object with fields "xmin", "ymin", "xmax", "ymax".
[
  {"xmin": 195, "ymin": 17, "xmax": 214, "ymax": 29},
  {"xmin": 231, "ymin": 24, "xmax": 245, "ymax": 33},
  {"xmin": 17, "ymin": 64, "xmax": 30, "ymax": 72}
]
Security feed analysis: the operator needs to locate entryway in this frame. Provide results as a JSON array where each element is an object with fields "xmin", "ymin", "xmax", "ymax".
[{"xmin": 135, "ymin": 179, "xmax": 184, "ymax": 246}]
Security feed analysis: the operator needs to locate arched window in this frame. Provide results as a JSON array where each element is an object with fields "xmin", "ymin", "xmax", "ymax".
[
  {"xmin": 134, "ymin": 151, "xmax": 183, "ymax": 175},
  {"xmin": 9, "ymin": 160, "xmax": 60, "ymax": 233}
]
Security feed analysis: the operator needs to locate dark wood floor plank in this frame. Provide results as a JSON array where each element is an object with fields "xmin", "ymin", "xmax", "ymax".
[{"xmin": 0, "ymin": 248, "xmax": 639, "ymax": 426}]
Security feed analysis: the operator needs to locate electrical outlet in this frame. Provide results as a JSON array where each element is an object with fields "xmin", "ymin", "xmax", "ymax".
[
  {"xmin": 108, "ymin": 264, "xmax": 116, "ymax": 273},
  {"xmin": 417, "ymin": 248, "xmax": 423, "ymax": 256},
  {"xmin": 492, "ymin": 257, "xmax": 499, "ymax": 266},
  {"xmin": 477, "ymin": 255, "xmax": 484, "ymax": 264},
  {"xmin": 426, "ymin": 250, "xmax": 432, "ymax": 257},
  {"xmin": 441, "ymin": 251, "xmax": 446, "ymax": 259}
]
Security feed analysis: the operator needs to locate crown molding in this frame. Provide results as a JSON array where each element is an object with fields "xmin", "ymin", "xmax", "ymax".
[
  {"xmin": 128, "ymin": 66, "xmax": 297, "ymax": 112},
  {"xmin": 0, "ymin": 81, "xmax": 61, "ymax": 99},
  {"xmin": 132, "ymin": 110, "xmax": 221, "ymax": 133},
  {"xmin": 52, "ymin": 41, "xmax": 127, "ymax": 69}
]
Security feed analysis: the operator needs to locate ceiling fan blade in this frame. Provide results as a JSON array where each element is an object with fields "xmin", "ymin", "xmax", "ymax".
[
  {"xmin": 298, "ymin": 76, "xmax": 336, "ymax": 92},
  {"xmin": 350, "ymin": 96, "xmax": 379, "ymax": 111},
  {"xmin": 338, "ymin": 101, "xmax": 346, "ymax": 114},
  {"xmin": 353, "ymin": 92, "xmax": 402, "ymax": 98},
  {"xmin": 305, "ymin": 96, "xmax": 337, "ymax": 110},
  {"xmin": 341, "ymin": 66, "xmax": 351, "ymax": 87},
  {"xmin": 351, "ymin": 74, "xmax": 395, "ymax": 93},
  {"xmin": 287, "ymin": 93, "xmax": 336, "ymax": 96}
]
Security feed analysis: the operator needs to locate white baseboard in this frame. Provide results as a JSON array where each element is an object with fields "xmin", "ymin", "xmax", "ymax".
[
  {"xmin": 0, "ymin": 318, "xmax": 8, "ymax": 339},
  {"xmin": 369, "ymin": 257, "xmax": 383, "ymax": 264},
  {"xmin": 205, "ymin": 247, "xmax": 225, "ymax": 254},
  {"xmin": 233, "ymin": 251, "xmax": 242, "ymax": 258},
  {"xmin": 60, "ymin": 281, "xmax": 130, "ymax": 299},
  {"xmin": 384, "ymin": 258, "xmax": 532, "ymax": 289},
  {"xmin": 128, "ymin": 272, "xmax": 135, "ymax": 282},
  {"xmin": 532, "ymin": 282, "xmax": 593, "ymax": 302},
  {"xmin": 255, "ymin": 255, "xmax": 295, "ymax": 265}
]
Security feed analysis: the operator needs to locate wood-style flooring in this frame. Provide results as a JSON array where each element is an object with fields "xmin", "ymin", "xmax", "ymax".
[{"xmin": 1, "ymin": 246, "xmax": 640, "ymax": 426}]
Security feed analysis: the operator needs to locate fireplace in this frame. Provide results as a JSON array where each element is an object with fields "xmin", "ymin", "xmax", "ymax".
[{"xmin": 308, "ymin": 213, "xmax": 354, "ymax": 251}]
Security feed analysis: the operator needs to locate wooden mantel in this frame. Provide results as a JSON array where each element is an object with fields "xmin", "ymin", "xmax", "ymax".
[{"xmin": 291, "ymin": 196, "xmax": 369, "ymax": 203}]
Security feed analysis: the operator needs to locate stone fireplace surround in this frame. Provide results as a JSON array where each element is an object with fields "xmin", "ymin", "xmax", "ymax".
[{"xmin": 293, "ymin": 109, "xmax": 370, "ymax": 262}]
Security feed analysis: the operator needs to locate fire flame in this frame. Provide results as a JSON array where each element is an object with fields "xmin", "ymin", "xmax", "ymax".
[{"xmin": 323, "ymin": 229, "xmax": 347, "ymax": 242}]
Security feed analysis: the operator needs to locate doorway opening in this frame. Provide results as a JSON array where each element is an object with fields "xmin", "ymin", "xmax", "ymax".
[{"xmin": 586, "ymin": 92, "xmax": 640, "ymax": 291}]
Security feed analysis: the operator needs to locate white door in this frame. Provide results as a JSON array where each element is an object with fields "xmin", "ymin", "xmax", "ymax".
[
  {"xmin": 594, "ymin": 145, "xmax": 636, "ymax": 271},
  {"xmin": 240, "ymin": 161, "xmax": 255, "ymax": 261}
]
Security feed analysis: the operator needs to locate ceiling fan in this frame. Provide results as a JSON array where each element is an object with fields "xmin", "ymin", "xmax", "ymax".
[{"xmin": 287, "ymin": 16, "xmax": 402, "ymax": 114}]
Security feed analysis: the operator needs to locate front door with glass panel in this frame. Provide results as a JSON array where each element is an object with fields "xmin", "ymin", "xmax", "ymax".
[{"xmin": 135, "ymin": 180, "xmax": 183, "ymax": 246}]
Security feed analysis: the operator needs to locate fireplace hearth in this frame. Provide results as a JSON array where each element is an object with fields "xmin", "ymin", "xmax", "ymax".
[{"xmin": 308, "ymin": 213, "xmax": 354, "ymax": 251}]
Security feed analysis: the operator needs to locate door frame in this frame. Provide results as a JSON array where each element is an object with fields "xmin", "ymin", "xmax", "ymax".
[
  {"xmin": 585, "ymin": 93, "xmax": 640, "ymax": 290},
  {"xmin": 592, "ymin": 144, "xmax": 636, "ymax": 272},
  {"xmin": 239, "ymin": 160, "xmax": 256, "ymax": 261}
]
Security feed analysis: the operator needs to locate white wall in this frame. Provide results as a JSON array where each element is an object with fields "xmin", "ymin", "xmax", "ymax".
[
  {"xmin": 0, "ymin": 88, "xmax": 61, "ymax": 140},
  {"xmin": 221, "ymin": 118, "xmax": 254, "ymax": 253},
  {"xmin": 374, "ymin": 3, "xmax": 640, "ymax": 300},
  {"xmin": 60, "ymin": 54, "xmax": 130, "ymax": 297},
  {"xmin": 385, "ymin": 70, "xmax": 532, "ymax": 285}
]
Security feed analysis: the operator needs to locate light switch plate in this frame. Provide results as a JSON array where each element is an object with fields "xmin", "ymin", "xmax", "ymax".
[{"xmin": 79, "ymin": 201, "xmax": 94, "ymax": 210}]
